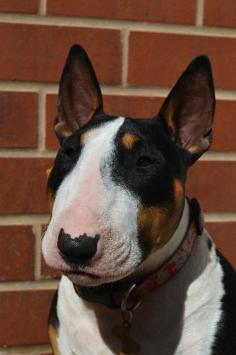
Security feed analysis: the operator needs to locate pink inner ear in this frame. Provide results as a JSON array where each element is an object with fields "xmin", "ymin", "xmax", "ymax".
[
  {"xmin": 55, "ymin": 45, "xmax": 103, "ymax": 141},
  {"xmin": 158, "ymin": 56, "xmax": 215, "ymax": 161}
]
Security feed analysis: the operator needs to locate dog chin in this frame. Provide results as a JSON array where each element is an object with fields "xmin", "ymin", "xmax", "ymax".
[
  {"xmin": 64, "ymin": 268, "xmax": 136, "ymax": 287},
  {"xmin": 65, "ymin": 272, "xmax": 101, "ymax": 287}
]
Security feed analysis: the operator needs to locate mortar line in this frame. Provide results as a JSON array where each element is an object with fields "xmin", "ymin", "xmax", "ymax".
[
  {"xmin": 0, "ymin": 344, "xmax": 51, "ymax": 355},
  {"xmin": 32, "ymin": 224, "xmax": 42, "ymax": 281},
  {"xmin": 0, "ymin": 212, "xmax": 235, "ymax": 226},
  {"xmin": 0, "ymin": 149, "xmax": 235, "ymax": 160},
  {"xmin": 0, "ymin": 214, "xmax": 50, "ymax": 225},
  {"xmin": 39, "ymin": 0, "xmax": 47, "ymax": 16},
  {"xmin": 37, "ymin": 91, "xmax": 46, "ymax": 151},
  {"xmin": 102, "ymin": 86, "xmax": 168, "ymax": 97},
  {"xmin": 0, "ymin": 149, "xmax": 56, "ymax": 158},
  {"xmin": 204, "ymin": 213, "xmax": 236, "ymax": 222},
  {"xmin": 201, "ymin": 152, "xmax": 236, "ymax": 161},
  {"xmin": 196, "ymin": 0, "xmax": 205, "ymax": 26},
  {"xmin": 121, "ymin": 29, "xmax": 130, "ymax": 87},
  {"xmin": 1, "ymin": 14, "xmax": 236, "ymax": 38},
  {"xmin": 0, "ymin": 279, "xmax": 58, "ymax": 291},
  {"xmin": 0, "ymin": 81, "xmax": 58, "ymax": 93},
  {"xmin": 1, "ymin": 82, "xmax": 236, "ymax": 101}
]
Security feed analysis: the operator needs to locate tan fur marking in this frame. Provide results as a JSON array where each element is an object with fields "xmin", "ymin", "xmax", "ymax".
[
  {"xmin": 80, "ymin": 131, "xmax": 89, "ymax": 145},
  {"xmin": 49, "ymin": 324, "xmax": 61, "ymax": 355},
  {"xmin": 138, "ymin": 179, "xmax": 184, "ymax": 251},
  {"xmin": 138, "ymin": 206, "xmax": 176, "ymax": 249},
  {"xmin": 121, "ymin": 132, "xmax": 139, "ymax": 150},
  {"xmin": 138, "ymin": 206, "xmax": 164, "ymax": 246},
  {"xmin": 54, "ymin": 121, "xmax": 73, "ymax": 138},
  {"xmin": 165, "ymin": 101, "xmax": 176, "ymax": 137},
  {"xmin": 46, "ymin": 167, "xmax": 53, "ymax": 178},
  {"xmin": 174, "ymin": 178, "xmax": 184, "ymax": 204},
  {"xmin": 46, "ymin": 167, "xmax": 55, "ymax": 212},
  {"xmin": 47, "ymin": 190, "xmax": 54, "ymax": 212}
]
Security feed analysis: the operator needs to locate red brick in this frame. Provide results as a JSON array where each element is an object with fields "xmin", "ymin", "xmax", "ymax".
[
  {"xmin": 204, "ymin": 0, "xmax": 236, "ymax": 28},
  {"xmin": 47, "ymin": 0, "xmax": 196, "ymax": 25},
  {"xmin": 0, "ymin": 92, "xmax": 38, "ymax": 148},
  {"xmin": 45, "ymin": 95, "xmax": 60, "ymax": 151},
  {"xmin": 0, "ymin": 290, "xmax": 54, "ymax": 345},
  {"xmin": 128, "ymin": 32, "xmax": 236, "ymax": 90},
  {"xmin": 206, "ymin": 222, "xmax": 236, "ymax": 268},
  {"xmin": 0, "ymin": 158, "xmax": 53, "ymax": 214},
  {"xmin": 46, "ymin": 94, "xmax": 236, "ymax": 152},
  {"xmin": 104, "ymin": 95, "xmax": 164, "ymax": 118},
  {"xmin": 186, "ymin": 161, "xmax": 236, "ymax": 213},
  {"xmin": 0, "ymin": 226, "xmax": 35, "ymax": 281},
  {"xmin": 0, "ymin": 23, "xmax": 121, "ymax": 84},
  {"xmin": 212, "ymin": 100, "xmax": 236, "ymax": 152},
  {"xmin": 0, "ymin": 0, "xmax": 38, "ymax": 14}
]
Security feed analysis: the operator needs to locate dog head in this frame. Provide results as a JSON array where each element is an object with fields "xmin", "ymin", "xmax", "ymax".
[{"xmin": 42, "ymin": 45, "xmax": 215, "ymax": 286}]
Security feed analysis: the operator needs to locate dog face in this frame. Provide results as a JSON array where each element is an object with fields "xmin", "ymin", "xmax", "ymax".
[{"xmin": 42, "ymin": 45, "xmax": 215, "ymax": 286}]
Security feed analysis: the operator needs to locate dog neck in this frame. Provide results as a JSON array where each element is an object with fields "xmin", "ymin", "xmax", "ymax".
[
  {"xmin": 137, "ymin": 198, "xmax": 190, "ymax": 277},
  {"xmin": 75, "ymin": 198, "xmax": 202, "ymax": 308}
]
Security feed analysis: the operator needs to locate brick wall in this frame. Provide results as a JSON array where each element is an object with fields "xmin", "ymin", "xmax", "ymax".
[{"xmin": 0, "ymin": 1, "xmax": 236, "ymax": 353}]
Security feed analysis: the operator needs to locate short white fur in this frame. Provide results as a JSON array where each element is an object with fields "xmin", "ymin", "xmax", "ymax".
[
  {"xmin": 56, "ymin": 208, "xmax": 225, "ymax": 354},
  {"xmin": 42, "ymin": 117, "xmax": 143, "ymax": 286}
]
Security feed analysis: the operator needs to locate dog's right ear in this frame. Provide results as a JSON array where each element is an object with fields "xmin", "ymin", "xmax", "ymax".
[
  {"xmin": 158, "ymin": 56, "xmax": 215, "ymax": 166},
  {"xmin": 54, "ymin": 45, "xmax": 103, "ymax": 143}
]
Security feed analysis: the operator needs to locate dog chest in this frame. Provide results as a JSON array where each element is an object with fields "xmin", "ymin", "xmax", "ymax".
[{"xmin": 56, "ymin": 234, "xmax": 225, "ymax": 355}]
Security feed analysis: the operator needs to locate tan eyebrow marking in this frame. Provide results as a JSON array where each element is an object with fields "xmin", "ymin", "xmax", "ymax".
[{"xmin": 121, "ymin": 132, "xmax": 139, "ymax": 150}]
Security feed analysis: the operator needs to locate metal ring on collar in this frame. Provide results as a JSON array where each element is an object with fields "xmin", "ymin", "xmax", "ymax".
[{"xmin": 121, "ymin": 283, "xmax": 142, "ymax": 313}]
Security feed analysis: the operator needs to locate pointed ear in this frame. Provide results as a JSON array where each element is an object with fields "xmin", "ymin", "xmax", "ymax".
[
  {"xmin": 158, "ymin": 55, "xmax": 215, "ymax": 165},
  {"xmin": 54, "ymin": 45, "xmax": 103, "ymax": 143}
]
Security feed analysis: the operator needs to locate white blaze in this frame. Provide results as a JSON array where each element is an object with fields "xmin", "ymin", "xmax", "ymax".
[{"xmin": 42, "ymin": 117, "xmax": 142, "ymax": 284}]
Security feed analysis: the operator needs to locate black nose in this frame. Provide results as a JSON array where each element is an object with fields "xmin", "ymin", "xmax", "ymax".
[{"xmin": 57, "ymin": 229, "xmax": 100, "ymax": 265}]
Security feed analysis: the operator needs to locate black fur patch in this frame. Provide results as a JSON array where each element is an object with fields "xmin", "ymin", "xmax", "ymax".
[
  {"xmin": 207, "ymin": 238, "xmax": 213, "ymax": 250},
  {"xmin": 212, "ymin": 251, "xmax": 236, "ymax": 355},
  {"xmin": 112, "ymin": 118, "xmax": 186, "ymax": 206},
  {"xmin": 111, "ymin": 118, "xmax": 187, "ymax": 257}
]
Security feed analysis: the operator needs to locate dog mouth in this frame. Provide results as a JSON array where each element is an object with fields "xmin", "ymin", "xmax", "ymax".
[
  {"xmin": 64, "ymin": 269, "xmax": 100, "ymax": 280},
  {"xmin": 60, "ymin": 261, "xmax": 141, "ymax": 287}
]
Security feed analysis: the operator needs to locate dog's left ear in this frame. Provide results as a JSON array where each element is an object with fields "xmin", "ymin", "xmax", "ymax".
[
  {"xmin": 158, "ymin": 55, "xmax": 215, "ymax": 166},
  {"xmin": 54, "ymin": 44, "xmax": 103, "ymax": 143}
]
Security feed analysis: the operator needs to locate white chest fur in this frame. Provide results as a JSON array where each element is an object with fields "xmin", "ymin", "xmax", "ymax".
[{"xmin": 57, "ymin": 231, "xmax": 224, "ymax": 355}]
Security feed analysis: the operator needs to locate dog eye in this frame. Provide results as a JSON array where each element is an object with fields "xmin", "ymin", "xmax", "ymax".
[{"xmin": 136, "ymin": 156, "xmax": 155, "ymax": 168}]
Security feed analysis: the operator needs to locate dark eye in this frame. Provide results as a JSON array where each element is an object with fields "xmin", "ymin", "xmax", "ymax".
[{"xmin": 136, "ymin": 156, "xmax": 155, "ymax": 168}]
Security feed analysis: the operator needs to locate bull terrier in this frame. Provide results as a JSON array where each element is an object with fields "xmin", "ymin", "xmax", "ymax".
[{"xmin": 42, "ymin": 45, "xmax": 236, "ymax": 355}]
